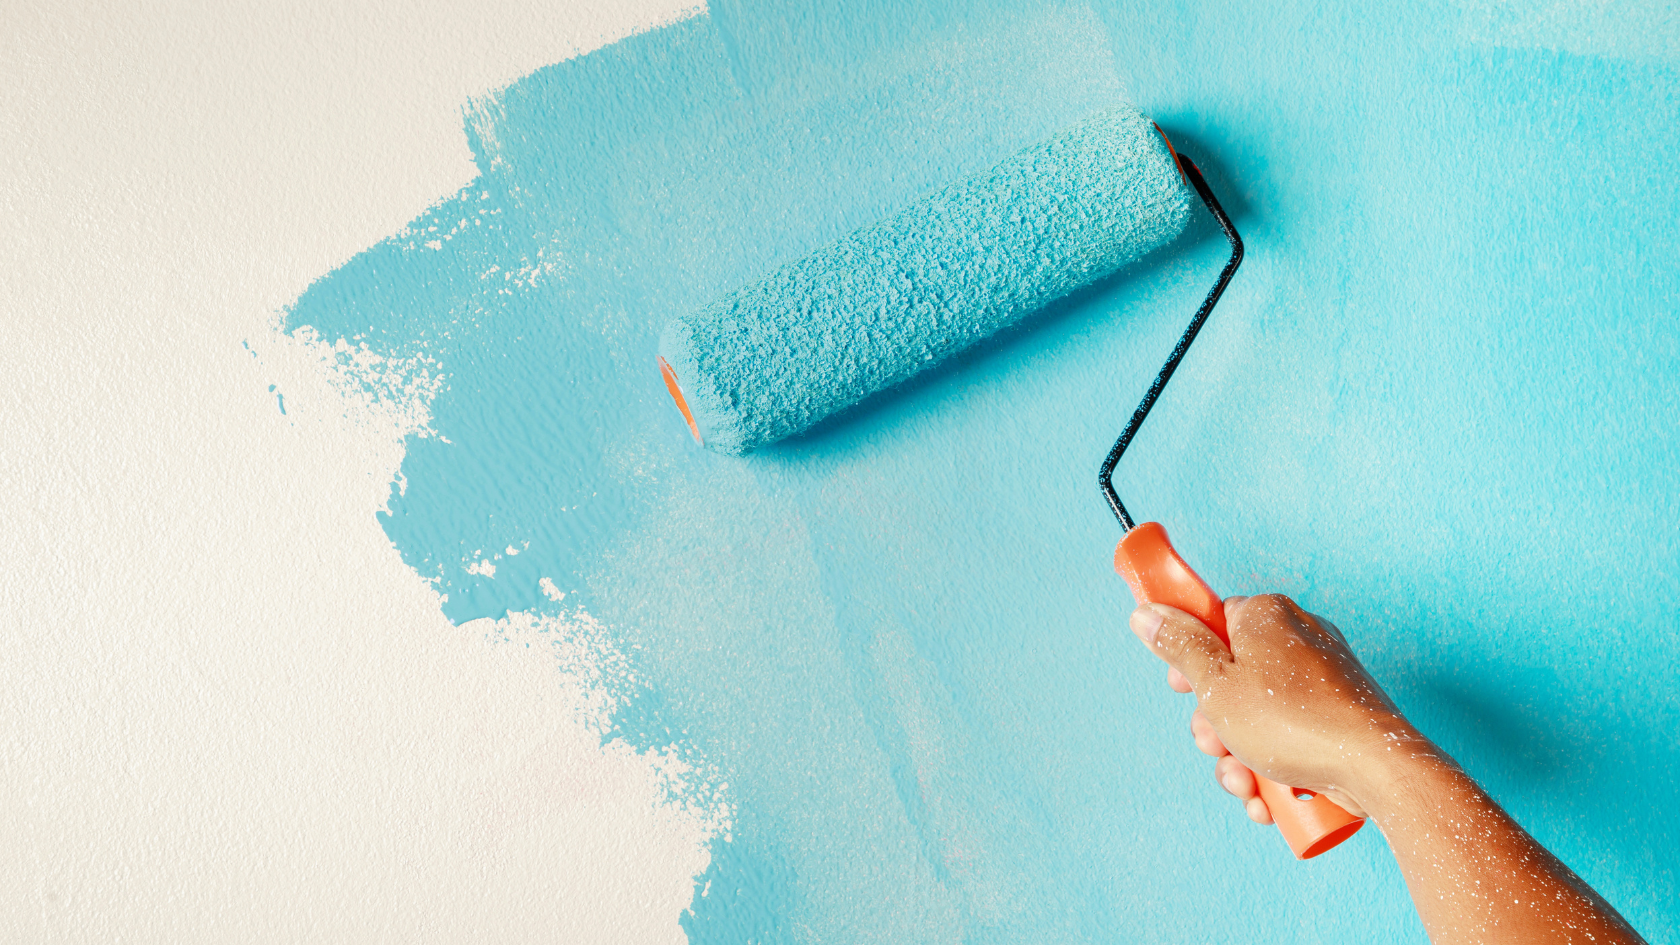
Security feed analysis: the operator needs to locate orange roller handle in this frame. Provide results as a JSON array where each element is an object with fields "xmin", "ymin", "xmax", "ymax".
[{"xmin": 1115, "ymin": 522, "xmax": 1365, "ymax": 859}]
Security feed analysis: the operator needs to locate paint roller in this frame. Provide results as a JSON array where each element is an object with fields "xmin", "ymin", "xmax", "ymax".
[{"xmin": 656, "ymin": 104, "xmax": 1364, "ymax": 859}]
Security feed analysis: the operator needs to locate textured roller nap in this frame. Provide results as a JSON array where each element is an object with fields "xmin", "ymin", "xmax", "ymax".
[{"xmin": 658, "ymin": 105, "xmax": 1193, "ymax": 454}]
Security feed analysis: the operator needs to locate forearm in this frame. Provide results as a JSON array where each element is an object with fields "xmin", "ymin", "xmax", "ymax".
[{"xmin": 1357, "ymin": 745, "xmax": 1644, "ymax": 945}]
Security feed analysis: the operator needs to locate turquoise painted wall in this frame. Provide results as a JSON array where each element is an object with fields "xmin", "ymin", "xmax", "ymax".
[{"xmin": 285, "ymin": 2, "xmax": 1679, "ymax": 941}]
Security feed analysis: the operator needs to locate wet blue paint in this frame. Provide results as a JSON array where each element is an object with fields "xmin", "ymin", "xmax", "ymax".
[{"xmin": 285, "ymin": 2, "xmax": 1680, "ymax": 941}]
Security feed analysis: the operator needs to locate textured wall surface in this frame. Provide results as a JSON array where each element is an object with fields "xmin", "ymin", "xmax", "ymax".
[
  {"xmin": 8, "ymin": 0, "xmax": 1678, "ymax": 943},
  {"xmin": 2, "ymin": 2, "xmax": 716, "ymax": 942}
]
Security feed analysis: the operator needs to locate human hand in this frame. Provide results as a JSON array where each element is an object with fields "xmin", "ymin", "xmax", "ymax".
[
  {"xmin": 1128, "ymin": 594, "xmax": 1648, "ymax": 943},
  {"xmin": 1128, "ymin": 594, "xmax": 1431, "ymax": 823}
]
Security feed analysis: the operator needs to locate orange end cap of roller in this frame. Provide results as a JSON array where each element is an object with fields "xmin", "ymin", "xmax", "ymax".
[{"xmin": 657, "ymin": 356, "xmax": 702, "ymax": 445}]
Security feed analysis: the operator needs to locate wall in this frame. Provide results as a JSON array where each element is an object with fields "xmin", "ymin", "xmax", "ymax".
[
  {"xmin": 6, "ymin": 0, "xmax": 1677, "ymax": 942},
  {"xmin": 2, "ymin": 2, "xmax": 715, "ymax": 942}
]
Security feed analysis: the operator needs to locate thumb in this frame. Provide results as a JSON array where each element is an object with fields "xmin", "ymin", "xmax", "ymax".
[{"xmin": 1130, "ymin": 603, "xmax": 1233, "ymax": 692}]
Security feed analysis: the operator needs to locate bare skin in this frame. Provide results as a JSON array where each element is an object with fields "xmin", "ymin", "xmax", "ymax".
[{"xmin": 1129, "ymin": 594, "xmax": 1646, "ymax": 945}]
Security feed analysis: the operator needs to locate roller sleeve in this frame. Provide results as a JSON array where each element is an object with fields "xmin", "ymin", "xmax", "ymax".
[{"xmin": 658, "ymin": 105, "xmax": 1192, "ymax": 454}]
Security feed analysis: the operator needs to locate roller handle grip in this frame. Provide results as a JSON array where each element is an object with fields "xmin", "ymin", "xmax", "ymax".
[{"xmin": 1115, "ymin": 522, "xmax": 1365, "ymax": 860}]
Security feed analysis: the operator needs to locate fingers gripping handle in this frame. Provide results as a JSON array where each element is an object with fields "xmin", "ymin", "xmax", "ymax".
[{"xmin": 1114, "ymin": 523, "xmax": 1366, "ymax": 860}]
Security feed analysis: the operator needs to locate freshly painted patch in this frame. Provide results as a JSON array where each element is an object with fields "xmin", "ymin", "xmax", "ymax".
[{"xmin": 286, "ymin": 1, "xmax": 1680, "ymax": 942}]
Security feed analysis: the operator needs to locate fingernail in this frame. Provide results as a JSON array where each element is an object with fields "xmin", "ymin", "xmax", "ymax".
[
  {"xmin": 1222, "ymin": 773, "xmax": 1241, "ymax": 795},
  {"xmin": 1129, "ymin": 607, "xmax": 1164, "ymax": 644}
]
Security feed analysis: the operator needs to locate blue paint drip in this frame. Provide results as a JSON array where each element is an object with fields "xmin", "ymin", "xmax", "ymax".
[{"xmin": 285, "ymin": 2, "xmax": 1680, "ymax": 941}]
